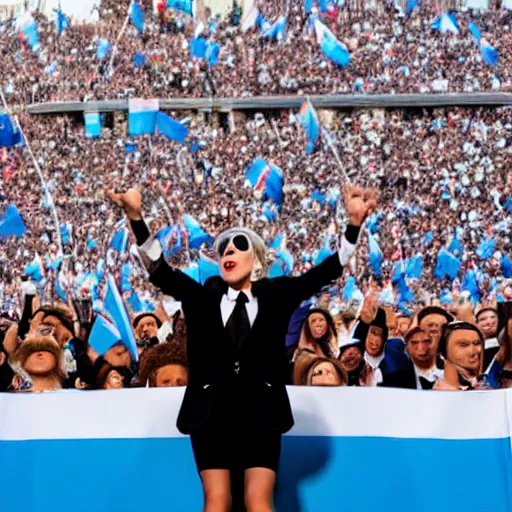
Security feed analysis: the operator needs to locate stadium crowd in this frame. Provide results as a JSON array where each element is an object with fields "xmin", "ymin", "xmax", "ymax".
[
  {"xmin": 0, "ymin": 0, "xmax": 511, "ymax": 104},
  {"xmin": 0, "ymin": 101, "xmax": 511, "ymax": 393},
  {"xmin": 0, "ymin": 0, "xmax": 511, "ymax": 395}
]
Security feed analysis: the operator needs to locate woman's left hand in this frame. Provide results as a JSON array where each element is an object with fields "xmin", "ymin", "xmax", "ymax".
[{"xmin": 344, "ymin": 185, "xmax": 379, "ymax": 227}]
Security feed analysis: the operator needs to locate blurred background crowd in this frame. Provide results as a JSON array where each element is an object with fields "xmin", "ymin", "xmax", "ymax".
[
  {"xmin": 0, "ymin": 0, "xmax": 511, "ymax": 103},
  {"xmin": 0, "ymin": 0, "xmax": 512, "ymax": 394}
]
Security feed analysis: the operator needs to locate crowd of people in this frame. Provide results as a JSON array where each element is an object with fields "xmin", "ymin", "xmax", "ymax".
[
  {"xmin": 1, "ymin": 0, "xmax": 511, "ymax": 105},
  {"xmin": 0, "ymin": 101, "xmax": 511, "ymax": 393},
  {"xmin": 0, "ymin": 0, "xmax": 511, "ymax": 396}
]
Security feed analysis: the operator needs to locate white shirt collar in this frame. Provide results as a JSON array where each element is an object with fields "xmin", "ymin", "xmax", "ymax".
[
  {"xmin": 414, "ymin": 364, "xmax": 444, "ymax": 381},
  {"xmin": 364, "ymin": 351, "xmax": 385, "ymax": 370},
  {"xmin": 485, "ymin": 337, "xmax": 499, "ymax": 350},
  {"xmin": 227, "ymin": 287, "xmax": 254, "ymax": 302}
]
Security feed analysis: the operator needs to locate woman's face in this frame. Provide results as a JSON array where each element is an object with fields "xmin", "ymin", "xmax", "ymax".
[
  {"xmin": 24, "ymin": 351, "xmax": 57, "ymax": 376},
  {"xmin": 310, "ymin": 361, "xmax": 342, "ymax": 386},
  {"xmin": 477, "ymin": 311, "xmax": 498, "ymax": 338},
  {"xmin": 104, "ymin": 370, "xmax": 124, "ymax": 390},
  {"xmin": 308, "ymin": 313, "xmax": 328, "ymax": 339},
  {"xmin": 340, "ymin": 346, "xmax": 363, "ymax": 372},
  {"xmin": 219, "ymin": 234, "xmax": 255, "ymax": 287}
]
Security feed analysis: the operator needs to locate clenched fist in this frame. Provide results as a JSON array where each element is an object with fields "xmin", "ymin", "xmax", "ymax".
[
  {"xmin": 106, "ymin": 187, "xmax": 143, "ymax": 221},
  {"xmin": 344, "ymin": 185, "xmax": 379, "ymax": 227}
]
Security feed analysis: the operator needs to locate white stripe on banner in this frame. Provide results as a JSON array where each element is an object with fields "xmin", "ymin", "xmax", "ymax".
[
  {"xmin": 128, "ymin": 98, "xmax": 160, "ymax": 114},
  {"xmin": 0, "ymin": 387, "xmax": 510, "ymax": 441}
]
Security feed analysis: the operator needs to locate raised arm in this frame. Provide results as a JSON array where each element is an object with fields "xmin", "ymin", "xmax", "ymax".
[
  {"xmin": 278, "ymin": 186, "xmax": 379, "ymax": 305},
  {"xmin": 106, "ymin": 188, "xmax": 204, "ymax": 303}
]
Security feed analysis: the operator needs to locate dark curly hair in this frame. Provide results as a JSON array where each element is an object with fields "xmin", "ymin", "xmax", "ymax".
[{"xmin": 138, "ymin": 341, "xmax": 188, "ymax": 387}]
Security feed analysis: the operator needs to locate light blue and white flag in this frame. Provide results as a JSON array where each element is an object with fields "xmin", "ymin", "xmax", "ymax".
[
  {"xmin": 167, "ymin": 0, "xmax": 194, "ymax": 15},
  {"xmin": 314, "ymin": 18, "xmax": 350, "ymax": 68},
  {"xmin": 431, "ymin": 13, "xmax": 459, "ymax": 35},
  {"xmin": 128, "ymin": 98, "xmax": 159, "ymax": 136},
  {"xmin": 96, "ymin": 39, "xmax": 110, "ymax": 60},
  {"xmin": 262, "ymin": 16, "xmax": 286, "ymax": 42},
  {"xmin": 0, "ymin": 204, "xmax": 26, "ymax": 239},
  {"xmin": 88, "ymin": 314, "xmax": 122, "ymax": 356},
  {"xmin": 1, "ymin": 388, "xmax": 511, "ymax": 512},
  {"xmin": 130, "ymin": 2, "xmax": 144, "ymax": 33},
  {"xmin": 104, "ymin": 275, "xmax": 138, "ymax": 361}
]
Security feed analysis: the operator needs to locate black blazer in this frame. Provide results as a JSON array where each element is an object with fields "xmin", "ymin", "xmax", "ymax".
[
  {"xmin": 147, "ymin": 252, "xmax": 345, "ymax": 435},
  {"xmin": 381, "ymin": 362, "xmax": 435, "ymax": 390}
]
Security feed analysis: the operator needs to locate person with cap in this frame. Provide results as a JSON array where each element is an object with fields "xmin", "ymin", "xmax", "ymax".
[
  {"xmin": 138, "ymin": 341, "xmax": 189, "ymax": 387},
  {"xmin": 381, "ymin": 326, "xmax": 443, "ymax": 390},
  {"xmin": 107, "ymin": 184, "xmax": 378, "ymax": 512},
  {"xmin": 11, "ymin": 334, "xmax": 68, "ymax": 392},
  {"xmin": 433, "ymin": 321, "xmax": 485, "ymax": 391},
  {"xmin": 475, "ymin": 302, "xmax": 499, "ymax": 370}
]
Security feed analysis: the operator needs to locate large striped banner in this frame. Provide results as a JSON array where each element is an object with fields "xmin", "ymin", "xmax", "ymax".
[{"xmin": 1, "ymin": 387, "xmax": 511, "ymax": 512}]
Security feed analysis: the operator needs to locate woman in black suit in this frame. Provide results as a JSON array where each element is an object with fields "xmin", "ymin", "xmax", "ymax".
[{"xmin": 108, "ymin": 185, "xmax": 377, "ymax": 512}]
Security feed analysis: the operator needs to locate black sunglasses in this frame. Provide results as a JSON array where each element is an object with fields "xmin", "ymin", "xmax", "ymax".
[{"xmin": 218, "ymin": 234, "xmax": 250, "ymax": 257}]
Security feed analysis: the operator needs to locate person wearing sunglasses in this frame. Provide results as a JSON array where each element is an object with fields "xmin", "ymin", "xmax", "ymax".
[{"xmin": 107, "ymin": 185, "xmax": 378, "ymax": 512}]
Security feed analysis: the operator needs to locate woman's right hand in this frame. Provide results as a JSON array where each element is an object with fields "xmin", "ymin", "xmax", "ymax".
[{"xmin": 106, "ymin": 187, "xmax": 143, "ymax": 221}]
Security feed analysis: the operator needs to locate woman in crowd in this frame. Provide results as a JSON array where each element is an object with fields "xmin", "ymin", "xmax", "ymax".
[
  {"xmin": 288, "ymin": 307, "xmax": 339, "ymax": 381},
  {"xmin": 293, "ymin": 352, "xmax": 347, "ymax": 386},
  {"xmin": 107, "ymin": 184, "xmax": 377, "ymax": 512},
  {"xmin": 11, "ymin": 334, "xmax": 68, "ymax": 392}
]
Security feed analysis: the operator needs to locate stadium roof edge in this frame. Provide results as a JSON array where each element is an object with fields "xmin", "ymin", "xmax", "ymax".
[{"xmin": 26, "ymin": 94, "xmax": 512, "ymax": 115}]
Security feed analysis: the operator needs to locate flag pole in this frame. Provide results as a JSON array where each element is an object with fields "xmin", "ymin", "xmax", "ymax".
[
  {"xmin": 107, "ymin": 0, "xmax": 133, "ymax": 76},
  {"xmin": 320, "ymin": 127, "xmax": 351, "ymax": 185},
  {"xmin": 303, "ymin": 96, "xmax": 351, "ymax": 185},
  {"xmin": 271, "ymin": 119, "xmax": 284, "ymax": 148},
  {"xmin": 0, "ymin": 88, "xmax": 63, "ymax": 257}
]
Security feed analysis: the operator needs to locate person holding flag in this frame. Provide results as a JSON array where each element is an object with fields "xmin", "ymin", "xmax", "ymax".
[{"xmin": 107, "ymin": 184, "xmax": 378, "ymax": 512}]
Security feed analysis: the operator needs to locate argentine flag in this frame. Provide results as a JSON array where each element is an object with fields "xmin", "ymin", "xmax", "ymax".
[
  {"xmin": 298, "ymin": 100, "xmax": 320, "ymax": 154},
  {"xmin": 262, "ymin": 16, "xmax": 286, "ymax": 42},
  {"xmin": 314, "ymin": 19, "xmax": 350, "ymax": 68},
  {"xmin": 128, "ymin": 98, "xmax": 159, "ymax": 136},
  {"xmin": 431, "ymin": 13, "xmax": 459, "ymax": 35},
  {"xmin": 479, "ymin": 39, "xmax": 499, "ymax": 66},
  {"xmin": 1, "ymin": 388, "xmax": 511, "ymax": 512}
]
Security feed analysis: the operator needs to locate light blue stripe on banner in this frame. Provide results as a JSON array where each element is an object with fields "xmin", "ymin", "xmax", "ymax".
[{"xmin": 1, "ymin": 436, "xmax": 510, "ymax": 512}]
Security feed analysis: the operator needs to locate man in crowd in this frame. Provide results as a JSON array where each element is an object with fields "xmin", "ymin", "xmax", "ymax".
[
  {"xmin": 433, "ymin": 322, "xmax": 484, "ymax": 391},
  {"xmin": 382, "ymin": 327, "xmax": 443, "ymax": 390},
  {"xmin": 476, "ymin": 304, "xmax": 500, "ymax": 370},
  {"xmin": 417, "ymin": 306, "xmax": 455, "ymax": 368}
]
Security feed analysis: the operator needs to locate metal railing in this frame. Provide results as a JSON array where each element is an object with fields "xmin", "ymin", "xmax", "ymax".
[{"xmin": 26, "ymin": 93, "xmax": 512, "ymax": 115}]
